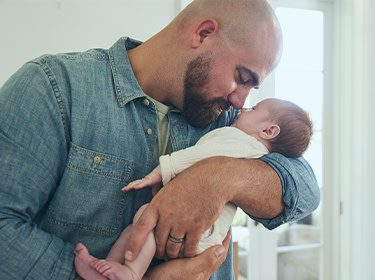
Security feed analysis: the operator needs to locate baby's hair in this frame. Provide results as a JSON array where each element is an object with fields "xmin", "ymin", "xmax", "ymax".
[{"xmin": 268, "ymin": 99, "xmax": 313, "ymax": 158}]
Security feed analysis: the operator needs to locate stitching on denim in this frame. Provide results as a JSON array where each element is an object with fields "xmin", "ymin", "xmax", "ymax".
[
  {"xmin": 48, "ymin": 212, "xmax": 120, "ymax": 236},
  {"xmin": 108, "ymin": 48, "xmax": 125, "ymax": 107},
  {"xmin": 38, "ymin": 52, "xmax": 108, "ymax": 61},
  {"xmin": 34, "ymin": 58, "xmax": 71, "ymax": 147},
  {"xmin": 67, "ymin": 143, "xmax": 133, "ymax": 182},
  {"xmin": 67, "ymin": 163, "xmax": 130, "ymax": 182}
]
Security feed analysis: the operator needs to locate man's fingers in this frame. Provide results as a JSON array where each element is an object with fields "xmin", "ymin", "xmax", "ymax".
[
  {"xmin": 154, "ymin": 222, "xmax": 170, "ymax": 259},
  {"xmin": 165, "ymin": 231, "xmax": 185, "ymax": 259},
  {"xmin": 124, "ymin": 207, "xmax": 158, "ymax": 261},
  {"xmin": 182, "ymin": 231, "xmax": 201, "ymax": 257},
  {"xmin": 144, "ymin": 232, "xmax": 231, "ymax": 280},
  {"xmin": 198, "ymin": 230, "xmax": 231, "ymax": 276},
  {"xmin": 189, "ymin": 231, "xmax": 231, "ymax": 279}
]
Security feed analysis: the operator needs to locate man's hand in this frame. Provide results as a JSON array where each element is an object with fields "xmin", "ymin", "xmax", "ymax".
[
  {"xmin": 125, "ymin": 160, "xmax": 228, "ymax": 261},
  {"xmin": 143, "ymin": 231, "xmax": 231, "ymax": 280}
]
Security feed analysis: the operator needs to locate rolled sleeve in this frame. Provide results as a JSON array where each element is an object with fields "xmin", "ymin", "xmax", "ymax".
[{"xmin": 250, "ymin": 153, "xmax": 321, "ymax": 230}]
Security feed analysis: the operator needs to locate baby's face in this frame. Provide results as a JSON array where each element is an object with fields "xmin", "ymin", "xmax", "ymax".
[{"xmin": 232, "ymin": 99, "xmax": 274, "ymax": 137}]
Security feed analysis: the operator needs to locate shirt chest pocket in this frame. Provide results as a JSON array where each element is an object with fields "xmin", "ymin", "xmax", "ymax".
[
  {"xmin": 45, "ymin": 143, "xmax": 135, "ymax": 238},
  {"xmin": 66, "ymin": 143, "xmax": 134, "ymax": 182}
]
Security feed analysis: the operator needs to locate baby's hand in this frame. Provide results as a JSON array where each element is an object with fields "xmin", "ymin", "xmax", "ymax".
[
  {"xmin": 122, "ymin": 178, "xmax": 152, "ymax": 192},
  {"xmin": 122, "ymin": 165, "xmax": 163, "ymax": 195}
]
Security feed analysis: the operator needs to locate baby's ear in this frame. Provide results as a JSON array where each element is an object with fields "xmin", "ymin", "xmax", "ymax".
[{"xmin": 260, "ymin": 124, "xmax": 280, "ymax": 140}]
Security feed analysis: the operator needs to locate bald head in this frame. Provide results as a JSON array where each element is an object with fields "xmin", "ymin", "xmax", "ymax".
[
  {"xmin": 174, "ymin": 0, "xmax": 282, "ymax": 71},
  {"xmin": 179, "ymin": 0, "xmax": 277, "ymax": 32}
]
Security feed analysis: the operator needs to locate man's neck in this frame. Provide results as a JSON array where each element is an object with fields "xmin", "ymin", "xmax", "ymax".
[{"xmin": 126, "ymin": 35, "xmax": 185, "ymax": 110}]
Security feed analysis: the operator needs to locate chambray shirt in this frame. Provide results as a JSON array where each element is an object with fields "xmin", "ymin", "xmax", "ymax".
[{"xmin": 0, "ymin": 37, "xmax": 320, "ymax": 279}]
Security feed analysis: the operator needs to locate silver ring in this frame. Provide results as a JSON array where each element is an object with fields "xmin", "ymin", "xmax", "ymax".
[{"xmin": 168, "ymin": 234, "xmax": 184, "ymax": 243}]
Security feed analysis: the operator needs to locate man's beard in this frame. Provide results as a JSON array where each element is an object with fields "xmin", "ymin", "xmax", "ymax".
[{"xmin": 182, "ymin": 53, "xmax": 230, "ymax": 127}]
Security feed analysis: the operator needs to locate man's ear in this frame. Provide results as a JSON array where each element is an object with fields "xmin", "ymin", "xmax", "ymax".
[
  {"xmin": 260, "ymin": 124, "xmax": 280, "ymax": 140},
  {"xmin": 190, "ymin": 18, "xmax": 219, "ymax": 48}
]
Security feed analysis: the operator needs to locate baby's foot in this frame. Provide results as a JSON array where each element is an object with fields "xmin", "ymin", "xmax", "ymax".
[
  {"xmin": 74, "ymin": 243, "xmax": 107, "ymax": 280},
  {"xmin": 91, "ymin": 259, "xmax": 141, "ymax": 280}
]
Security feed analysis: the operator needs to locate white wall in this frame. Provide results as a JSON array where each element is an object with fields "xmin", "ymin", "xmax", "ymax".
[{"xmin": 0, "ymin": 0, "xmax": 177, "ymax": 86}]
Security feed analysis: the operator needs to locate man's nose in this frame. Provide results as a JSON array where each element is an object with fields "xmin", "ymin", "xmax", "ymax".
[{"xmin": 228, "ymin": 89, "xmax": 250, "ymax": 109}]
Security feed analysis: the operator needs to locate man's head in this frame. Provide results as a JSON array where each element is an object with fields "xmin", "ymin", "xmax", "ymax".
[{"xmin": 175, "ymin": 0, "xmax": 283, "ymax": 127}]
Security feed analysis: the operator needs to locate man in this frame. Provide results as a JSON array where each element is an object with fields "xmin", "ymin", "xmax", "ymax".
[{"xmin": 0, "ymin": 0, "xmax": 320, "ymax": 279}]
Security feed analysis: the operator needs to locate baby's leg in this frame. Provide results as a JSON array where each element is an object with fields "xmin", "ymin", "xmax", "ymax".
[
  {"xmin": 74, "ymin": 243, "xmax": 107, "ymax": 280},
  {"xmin": 91, "ymin": 204, "xmax": 156, "ymax": 280},
  {"xmin": 106, "ymin": 225, "xmax": 133, "ymax": 264},
  {"xmin": 123, "ymin": 204, "xmax": 156, "ymax": 277},
  {"xmin": 105, "ymin": 203, "xmax": 149, "ymax": 263},
  {"xmin": 85, "ymin": 227, "xmax": 141, "ymax": 280}
]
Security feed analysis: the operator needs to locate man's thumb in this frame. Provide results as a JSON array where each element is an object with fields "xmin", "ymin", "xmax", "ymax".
[{"xmin": 214, "ymin": 246, "xmax": 226, "ymax": 258}]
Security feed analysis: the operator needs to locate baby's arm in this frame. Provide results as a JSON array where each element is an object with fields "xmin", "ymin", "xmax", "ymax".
[{"xmin": 122, "ymin": 165, "xmax": 162, "ymax": 196}]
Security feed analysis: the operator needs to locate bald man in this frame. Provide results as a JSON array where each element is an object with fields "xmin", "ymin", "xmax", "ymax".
[{"xmin": 0, "ymin": 0, "xmax": 320, "ymax": 279}]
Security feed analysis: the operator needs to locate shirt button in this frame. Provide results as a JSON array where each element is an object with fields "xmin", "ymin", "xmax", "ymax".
[
  {"xmin": 93, "ymin": 156, "xmax": 101, "ymax": 165},
  {"xmin": 143, "ymin": 99, "xmax": 150, "ymax": 106},
  {"xmin": 147, "ymin": 128, "xmax": 153, "ymax": 135},
  {"xmin": 93, "ymin": 156, "xmax": 101, "ymax": 168}
]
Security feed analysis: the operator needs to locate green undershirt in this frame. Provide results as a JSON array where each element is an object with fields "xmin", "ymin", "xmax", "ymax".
[{"xmin": 149, "ymin": 97, "xmax": 173, "ymax": 164}]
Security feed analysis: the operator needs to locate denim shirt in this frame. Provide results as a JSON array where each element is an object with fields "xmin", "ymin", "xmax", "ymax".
[{"xmin": 0, "ymin": 37, "xmax": 320, "ymax": 279}]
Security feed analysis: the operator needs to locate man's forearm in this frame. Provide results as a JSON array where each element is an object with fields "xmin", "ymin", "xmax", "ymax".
[{"xmin": 195, "ymin": 156, "xmax": 284, "ymax": 219}]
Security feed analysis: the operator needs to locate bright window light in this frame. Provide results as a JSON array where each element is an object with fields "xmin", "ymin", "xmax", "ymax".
[{"xmin": 275, "ymin": 8, "xmax": 324, "ymax": 187}]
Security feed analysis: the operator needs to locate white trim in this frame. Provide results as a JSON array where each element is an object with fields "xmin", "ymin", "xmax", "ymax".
[
  {"xmin": 277, "ymin": 243, "xmax": 321, "ymax": 253},
  {"xmin": 247, "ymin": 220, "xmax": 278, "ymax": 280},
  {"xmin": 321, "ymin": 2, "xmax": 340, "ymax": 280}
]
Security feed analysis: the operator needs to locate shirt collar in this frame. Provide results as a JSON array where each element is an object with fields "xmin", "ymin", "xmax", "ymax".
[{"xmin": 108, "ymin": 37, "xmax": 146, "ymax": 107}]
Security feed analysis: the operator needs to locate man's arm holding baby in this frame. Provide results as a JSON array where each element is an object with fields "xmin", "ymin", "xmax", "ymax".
[
  {"xmin": 125, "ymin": 156, "xmax": 288, "ymax": 261},
  {"xmin": 125, "ymin": 150, "xmax": 320, "ymax": 263}
]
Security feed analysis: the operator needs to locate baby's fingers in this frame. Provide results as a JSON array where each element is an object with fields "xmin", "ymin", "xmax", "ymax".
[
  {"xmin": 122, "ymin": 178, "xmax": 152, "ymax": 191},
  {"xmin": 122, "ymin": 179, "xmax": 145, "ymax": 191}
]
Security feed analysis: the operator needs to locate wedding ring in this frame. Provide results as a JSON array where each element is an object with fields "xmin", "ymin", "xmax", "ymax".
[{"xmin": 168, "ymin": 234, "xmax": 184, "ymax": 243}]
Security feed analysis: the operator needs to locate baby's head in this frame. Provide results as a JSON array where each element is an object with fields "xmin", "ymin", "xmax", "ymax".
[
  {"xmin": 267, "ymin": 98, "xmax": 313, "ymax": 157},
  {"xmin": 233, "ymin": 98, "xmax": 313, "ymax": 158}
]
